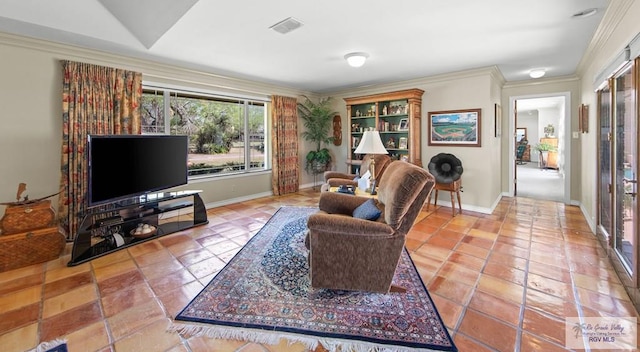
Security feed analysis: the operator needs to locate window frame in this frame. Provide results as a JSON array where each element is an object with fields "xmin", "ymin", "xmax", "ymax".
[{"xmin": 141, "ymin": 83, "xmax": 271, "ymax": 180}]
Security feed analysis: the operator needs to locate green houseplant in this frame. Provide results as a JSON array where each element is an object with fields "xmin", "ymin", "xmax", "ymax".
[
  {"xmin": 534, "ymin": 142, "xmax": 557, "ymax": 168},
  {"xmin": 534, "ymin": 142, "xmax": 556, "ymax": 153},
  {"xmin": 298, "ymin": 96, "xmax": 337, "ymax": 174}
]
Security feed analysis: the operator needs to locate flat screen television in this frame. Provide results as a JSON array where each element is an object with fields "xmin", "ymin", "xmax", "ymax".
[{"xmin": 88, "ymin": 135, "xmax": 188, "ymax": 207}]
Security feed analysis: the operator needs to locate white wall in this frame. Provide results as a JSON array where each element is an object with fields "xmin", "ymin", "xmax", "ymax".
[{"xmin": 0, "ymin": 37, "xmax": 63, "ymax": 213}]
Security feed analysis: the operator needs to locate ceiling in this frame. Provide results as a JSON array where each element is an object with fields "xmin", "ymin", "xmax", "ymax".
[{"xmin": 0, "ymin": 0, "xmax": 610, "ymax": 93}]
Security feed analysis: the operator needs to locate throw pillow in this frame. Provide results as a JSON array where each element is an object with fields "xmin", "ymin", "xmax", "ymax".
[{"xmin": 353, "ymin": 198, "xmax": 381, "ymax": 221}]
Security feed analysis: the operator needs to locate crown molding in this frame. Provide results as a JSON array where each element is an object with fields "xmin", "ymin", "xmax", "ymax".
[
  {"xmin": 0, "ymin": 31, "xmax": 310, "ymax": 99},
  {"xmin": 503, "ymin": 74, "xmax": 580, "ymax": 89},
  {"xmin": 575, "ymin": 0, "xmax": 635, "ymax": 76},
  {"xmin": 325, "ymin": 66, "xmax": 503, "ymax": 98}
]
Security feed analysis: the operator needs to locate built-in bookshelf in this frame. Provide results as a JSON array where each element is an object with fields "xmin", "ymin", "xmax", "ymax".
[{"xmin": 344, "ymin": 89, "xmax": 424, "ymax": 172}]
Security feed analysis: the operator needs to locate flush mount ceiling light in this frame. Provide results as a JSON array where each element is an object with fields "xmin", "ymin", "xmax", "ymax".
[
  {"xmin": 572, "ymin": 8, "xmax": 598, "ymax": 19},
  {"xmin": 269, "ymin": 17, "xmax": 303, "ymax": 34},
  {"xmin": 529, "ymin": 69, "xmax": 546, "ymax": 79},
  {"xmin": 344, "ymin": 52, "xmax": 369, "ymax": 68}
]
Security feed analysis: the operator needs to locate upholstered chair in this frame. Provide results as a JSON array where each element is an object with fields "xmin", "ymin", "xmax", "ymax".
[
  {"xmin": 306, "ymin": 161, "xmax": 435, "ymax": 293},
  {"xmin": 323, "ymin": 154, "xmax": 392, "ymax": 188}
]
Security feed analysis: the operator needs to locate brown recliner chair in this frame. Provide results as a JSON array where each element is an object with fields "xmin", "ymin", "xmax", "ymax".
[
  {"xmin": 323, "ymin": 154, "xmax": 392, "ymax": 188},
  {"xmin": 306, "ymin": 161, "xmax": 435, "ymax": 293}
]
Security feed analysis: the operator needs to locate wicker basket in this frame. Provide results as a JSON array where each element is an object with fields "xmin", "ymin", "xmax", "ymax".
[
  {"xmin": 0, "ymin": 200, "xmax": 55, "ymax": 235},
  {"xmin": 0, "ymin": 226, "xmax": 65, "ymax": 272}
]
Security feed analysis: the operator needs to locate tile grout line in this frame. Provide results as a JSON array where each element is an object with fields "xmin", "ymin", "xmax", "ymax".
[
  {"xmin": 560, "ymin": 203, "xmax": 591, "ymax": 352},
  {"xmin": 511, "ymin": 199, "xmax": 532, "ymax": 352},
  {"xmin": 36, "ymin": 263, "xmax": 47, "ymax": 348},
  {"xmin": 436, "ymin": 210, "xmax": 504, "ymax": 351}
]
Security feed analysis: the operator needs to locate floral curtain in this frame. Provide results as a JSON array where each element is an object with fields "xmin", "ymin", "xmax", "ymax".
[
  {"xmin": 58, "ymin": 60, "xmax": 142, "ymax": 239},
  {"xmin": 271, "ymin": 95, "xmax": 299, "ymax": 195}
]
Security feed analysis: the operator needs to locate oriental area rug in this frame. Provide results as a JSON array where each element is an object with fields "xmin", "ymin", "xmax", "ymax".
[{"xmin": 170, "ymin": 206, "xmax": 457, "ymax": 352}]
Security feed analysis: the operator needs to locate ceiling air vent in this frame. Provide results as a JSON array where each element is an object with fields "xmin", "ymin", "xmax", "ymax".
[{"xmin": 269, "ymin": 17, "xmax": 303, "ymax": 34}]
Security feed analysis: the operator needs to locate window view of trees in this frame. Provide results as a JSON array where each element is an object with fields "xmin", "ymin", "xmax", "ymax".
[{"xmin": 141, "ymin": 88, "xmax": 267, "ymax": 177}]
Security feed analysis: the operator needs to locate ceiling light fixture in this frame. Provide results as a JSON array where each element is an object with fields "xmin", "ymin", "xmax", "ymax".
[
  {"xmin": 572, "ymin": 8, "xmax": 598, "ymax": 19},
  {"xmin": 529, "ymin": 69, "xmax": 546, "ymax": 79},
  {"xmin": 344, "ymin": 52, "xmax": 369, "ymax": 68}
]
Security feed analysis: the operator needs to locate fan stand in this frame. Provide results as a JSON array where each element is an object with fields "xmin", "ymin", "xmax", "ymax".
[{"xmin": 429, "ymin": 178, "xmax": 462, "ymax": 217}]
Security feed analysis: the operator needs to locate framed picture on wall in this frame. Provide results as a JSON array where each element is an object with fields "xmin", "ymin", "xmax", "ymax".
[
  {"xmin": 428, "ymin": 108, "xmax": 481, "ymax": 147},
  {"xmin": 494, "ymin": 103, "xmax": 502, "ymax": 137},
  {"xmin": 579, "ymin": 104, "xmax": 589, "ymax": 133}
]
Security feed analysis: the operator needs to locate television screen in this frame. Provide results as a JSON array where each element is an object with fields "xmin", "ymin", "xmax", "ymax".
[{"xmin": 88, "ymin": 135, "xmax": 188, "ymax": 207}]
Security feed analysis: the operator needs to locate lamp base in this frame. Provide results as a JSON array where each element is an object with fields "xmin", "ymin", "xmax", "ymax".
[
  {"xmin": 369, "ymin": 179, "xmax": 377, "ymax": 195},
  {"xmin": 368, "ymin": 158, "xmax": 377, "ymax": 194}
]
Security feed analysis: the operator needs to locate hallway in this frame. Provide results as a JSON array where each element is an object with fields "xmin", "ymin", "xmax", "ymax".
[{"xmin": 517, "ymin": 162, "xmax": 564, "ymax": 203}]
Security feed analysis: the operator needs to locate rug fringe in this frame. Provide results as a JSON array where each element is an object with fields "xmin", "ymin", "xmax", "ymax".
[
  {"xmin": 169, "ymin": 322, "xmax": 443, "ymax": 352},
  {"xmin": 27, "ymin": 339, "xmax": 67, "ymax": 352},
  {"xmin": 169, "ymin": 323, "xmax": 319, "ymax": 349}
]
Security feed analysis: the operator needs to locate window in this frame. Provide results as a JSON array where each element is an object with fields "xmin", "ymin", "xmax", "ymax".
[{"xmin": 141, "ymin": 86, "xmax": 269, "ymax": 178}]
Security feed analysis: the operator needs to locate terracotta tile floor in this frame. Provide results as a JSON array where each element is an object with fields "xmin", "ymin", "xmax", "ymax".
[{"xmin": 1, "ymin": 189, "xmax": 639, "ymax": 351}]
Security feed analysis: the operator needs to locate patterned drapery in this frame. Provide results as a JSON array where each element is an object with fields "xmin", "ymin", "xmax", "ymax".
[
  {"xmin": 271, "ymin": 95, "xmax": 299, "ymax": 195},
  {"xmin": 58, "ymin": 60, "xmax": 142, "ymax": 239}
]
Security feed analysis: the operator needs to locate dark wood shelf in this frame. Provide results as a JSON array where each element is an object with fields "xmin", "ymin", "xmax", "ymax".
[{"xmin": 68, "ymin": 190, "xmax": 208, "ymax": 266}]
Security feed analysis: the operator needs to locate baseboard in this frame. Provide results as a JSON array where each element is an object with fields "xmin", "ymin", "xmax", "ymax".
[
  {"xmin": 204, "ymin": 191, "xmax": 274, "ymax": 210},
  {"xmin": 300, "ymin": 182, "xmax": 322, "ymax": 190},
  {"xmin": 431, "ymin": 197, "xmax": 495, "ymax": 215},
  {"xmin": 578, "ymin": 201, "xmax": 597, "ymax": 234}
]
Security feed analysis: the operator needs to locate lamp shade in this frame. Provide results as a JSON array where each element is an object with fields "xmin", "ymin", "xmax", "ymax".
[{"xmin": 354, "ymin": 131, "xmax": 388, "ymax": 155}]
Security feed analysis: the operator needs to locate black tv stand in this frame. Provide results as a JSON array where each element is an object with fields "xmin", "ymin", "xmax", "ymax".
[{"xmin": 68, "ymin": 190, "xmax": 208, "ymax": 266}]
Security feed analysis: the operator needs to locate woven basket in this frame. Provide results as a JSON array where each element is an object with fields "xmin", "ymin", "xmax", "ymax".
[
  {"xmin": 0, "ymin": 200, "xmax": 55, "ymax": 235},
  {"xmin": 0, "ymin": 226, "xmax": 65, "ymax": 272}
]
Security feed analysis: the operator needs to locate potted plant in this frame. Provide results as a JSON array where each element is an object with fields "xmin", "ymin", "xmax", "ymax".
[
  {"xmin": 298, "ymin": 96, "xmax": 337, "ymax": 174},
  {"xmin": 534, "ymin": 142, "xmax": 556, "ymax": 167},
  {"xmin": 534, "ymin": 142, "xmax": 556, "ymax": 153}
]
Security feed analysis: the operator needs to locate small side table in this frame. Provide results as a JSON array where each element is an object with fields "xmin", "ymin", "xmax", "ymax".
[{"xmin": 429, "ymin": 178, "xmax": 462, "ymax": 216}]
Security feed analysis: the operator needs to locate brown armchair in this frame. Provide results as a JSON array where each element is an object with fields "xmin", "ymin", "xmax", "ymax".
[
  {"xmin": 323, "ymin": 154, "xmax": 392, "ymax": 188},
  {"xmin": 306, "ymin": 161, "xmax": 435, "ymax": 293}
]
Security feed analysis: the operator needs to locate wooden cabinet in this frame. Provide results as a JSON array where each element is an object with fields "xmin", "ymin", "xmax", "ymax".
[
  {"xmin": 522, "ymin": 145, "xmax": 531, "ymax": 162},
  {"xmin": 540, "ymin": 137, "xmax": 558, "ymax": 169},
  {"xmin": 344, "ymin": 89, "xmax": 424, "ymax": 172}
]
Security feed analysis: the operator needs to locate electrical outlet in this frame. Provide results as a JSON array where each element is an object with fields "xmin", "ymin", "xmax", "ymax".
[{"xmin": 572, "ymin": 131, "xmax": 579, "ymax": 139}]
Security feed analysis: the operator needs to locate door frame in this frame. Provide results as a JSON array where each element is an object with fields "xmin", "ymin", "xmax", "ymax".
[{"xmin": 508, "ymin": 92, "xmax": 571, "ymax": 204}]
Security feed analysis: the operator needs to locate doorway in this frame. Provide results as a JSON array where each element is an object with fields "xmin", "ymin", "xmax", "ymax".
[{"xmin": 509, "ymin": 93, "xmax": 571, "ymax": 204}]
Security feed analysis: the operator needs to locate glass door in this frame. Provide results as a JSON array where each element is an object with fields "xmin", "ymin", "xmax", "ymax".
[
  {"xmin": 514, "ymin": 100, "xmax": 519, "ymax": 195},
  {"xmin": 598, "ymin": 84, "xmax": 612, "ymax": 247},
  {"xmin": 613, "ymin": 63, "xmax": 637, "ymax": 275}
]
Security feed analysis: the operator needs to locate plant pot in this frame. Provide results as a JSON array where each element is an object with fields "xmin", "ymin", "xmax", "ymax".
[
  {"xmin": 311, "ymin": 160, "xmax": 329, "ymax": 174},
  {"xmin": 540, "ymin": 151, "xmax": 548, "ymax": 167}
]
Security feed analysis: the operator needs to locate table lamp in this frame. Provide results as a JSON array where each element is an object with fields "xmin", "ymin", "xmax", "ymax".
[{"xmin": 354, "ymin": 130, "xmax": 388, "ymax": 195}]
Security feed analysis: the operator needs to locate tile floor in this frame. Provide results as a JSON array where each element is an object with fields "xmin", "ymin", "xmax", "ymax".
[{"xmin": 0, "ymin": 189, "xmax": 638, "ymax": 352}]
